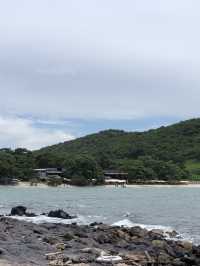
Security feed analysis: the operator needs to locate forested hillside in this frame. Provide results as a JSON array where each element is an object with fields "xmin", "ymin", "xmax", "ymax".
[{"xmin": 1, "ymin": 118, "xmax": 200, "ymax": 184}]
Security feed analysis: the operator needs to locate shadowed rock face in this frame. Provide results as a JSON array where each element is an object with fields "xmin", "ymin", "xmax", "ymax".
[
  {"xmin": 10, "ymin": 206, "xmax": 27, "ymax": 216},
  {"xmin": 48, "ymin": 210, "xmax": 76, "ymax": 219},
  {"xmin": 0, "ymin": 217, "xmax": 199, "ymax": 266},
  {"xmin": 10, "ymin": 206, "xmax": 36, "ymax": 217}
]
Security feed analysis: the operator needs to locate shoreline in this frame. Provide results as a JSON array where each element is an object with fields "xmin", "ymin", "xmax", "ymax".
[
  {"xmin": 8, "ymin": 181, "xmax": 200, "ymax": 188},
  {"xmin": 0, "ymin": 216, "xmax": 198, "ymax": 266}
]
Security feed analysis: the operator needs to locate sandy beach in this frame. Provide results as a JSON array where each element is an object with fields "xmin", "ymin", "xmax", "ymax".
[{"xmin": 15, "ymin": 182, "xmax": 200, "ymax": 189}]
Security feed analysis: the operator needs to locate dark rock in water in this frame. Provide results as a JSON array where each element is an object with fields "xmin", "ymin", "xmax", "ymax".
[
  {"xmin": 24, "ymin": 212, "xmax": 37, "ymax": 217},
  {"xmin": 90, "ymin": 222, "xmax": 103, "ymax": 227},
  {"xmin": 48, "ymin": 209, "xmax": 76, "ymax": 219},
  {"xmin": 11, "ymin": 206, "xmax": 27, "ymax": 216},
  {"xmin": 10, "ymin": 206, "xmax": 37, "ymax": 217}
]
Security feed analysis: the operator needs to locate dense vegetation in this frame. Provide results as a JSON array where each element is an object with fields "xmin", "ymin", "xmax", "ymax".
[{"xmin": 1, "ymin": 118, "xmax": 200, "ymax": 184}]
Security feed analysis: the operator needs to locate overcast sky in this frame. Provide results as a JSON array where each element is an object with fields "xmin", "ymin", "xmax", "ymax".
[{"xmin": 0, "ymin": 0, "xmax": 200, "ymax": 149}]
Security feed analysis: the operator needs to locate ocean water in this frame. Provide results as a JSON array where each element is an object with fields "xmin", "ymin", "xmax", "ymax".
[{"xmin": 0, "ymin": 185, "xmax": 200, "ymax": 243}]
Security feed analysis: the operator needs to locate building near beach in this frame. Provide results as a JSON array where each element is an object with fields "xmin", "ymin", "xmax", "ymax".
[
  {"xmin": 33, "ymin": 168, "xmax": 64, "ymax": 180},
  {"xmin": 103, "ymin": 170, "xmax": 128, "ymax": 180}
]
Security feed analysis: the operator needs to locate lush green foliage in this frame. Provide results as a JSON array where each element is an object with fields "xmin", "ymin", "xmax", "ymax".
[{"xmin": 1, "ymin": 118, "xmax": 200, "ymax": 183}]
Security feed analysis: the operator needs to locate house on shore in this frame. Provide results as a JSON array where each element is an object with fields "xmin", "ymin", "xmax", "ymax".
[
  {"xmin": 33, "ymin": 168, "xmax": 64, "ymax": 180},
  {"xmin": 103, "ymin": 170, "xmax": 128, "ymax": 180},
  {"xmin": 103, "ymin": 170, "xmax": 128, "ymax": 186}
]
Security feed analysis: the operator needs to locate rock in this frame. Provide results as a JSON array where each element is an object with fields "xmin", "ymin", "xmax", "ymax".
[
  {"xmin": 152, "ymin": 239, "xmax": 165, "ymax": 248},
  {"xmin": 192, "ymin": 245, "xmax": 200, "ymax": 257},
  {"xmin": 181, "ymin": 241, "xmax": 193, "ymax": 252},
  {"xmin": 48, "ymin": 210, "xmax": 76, "ymax": 219},
  {"xmin": 173, "ymin": 258, "xmax": 185, "ymax": 266},
  {"xmin": 181, "ymin": 255, "xmax": 197, "ymax": 264},
  {"xmin": 95, "ymin": 233, "xmax": 112, "ymax": 244},
  {"xmin": 89, "ymin": 222, "xmax": 103, "ymax": 226},
  {"xmin": 157, "ymin": 252, "xmax": 172, "ymax": 264},
  {"xmin": 150, "ymin": 229, "xmax": 164, "ymax": 236},
  {"xmin": 10, "ymin": 206, "xmax": 36, "ymax": 217},
  {"xmin": 10, "ymin": 206, "xmax": 26, "ymax": 216},
  {"xmin": 129, "ymin": 226, "xmax": 148, "ymax": 238},
  {"xmin": 0, "ymin": 248, "xmax": 5, "ymax": 255},
  {"xmin": 63, "ymin": 232, "xmax": 74, "ymax": 241},
  {"xmin": 49, "ymin": 260, "xmax": 64, "ymax": 266},
  {"xmin": 123, "ymin": 253, "xmax": 147, "ymax": 263},
  {"xmin": 81, "ymin": 247, "xmax": 107, "ymax": 256},
  {"xmin": 24, "ymin": 212, "xmax": 37, "ymax": 217},
  {"xmin": 43, "ymin": 236, "xmax": 58, "ymax": 245},
  {"xmin": 55, "ymin": 243, "xmax": 66, "ymax": 251},
  {"xmin": 45, "ymin": 252, "xmax": 63, "ymax": 261},
  {"xmin": 167, "ymin": 230, "xmax": 178, "ymax": 238}
]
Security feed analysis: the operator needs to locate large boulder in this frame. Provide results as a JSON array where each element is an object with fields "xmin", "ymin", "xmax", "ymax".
[
  {"xmin": 48, "ymin": 209, "xmax": 76, "ymax": 219},
  {"xmin": 10, "ymin": 206, "xmax": 27, "ymax": 216},
  {"xmin": 10, "ymin": 206, "xmax": 36, "ymax": 217}
]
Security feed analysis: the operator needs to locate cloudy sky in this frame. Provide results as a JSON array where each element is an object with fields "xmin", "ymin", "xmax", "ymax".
[{"xmin": 0, "ymin": 0, "xmax": 200, "ymax": 149}]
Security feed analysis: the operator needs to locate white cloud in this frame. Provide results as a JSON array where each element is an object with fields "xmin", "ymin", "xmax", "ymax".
[
  {"xmin": 0, "ymin": 0, "xmax": 199, "ymax": 143},
  {"xmin": 0, "ymin": 117, "xmax": 74, "ymax": 150}
]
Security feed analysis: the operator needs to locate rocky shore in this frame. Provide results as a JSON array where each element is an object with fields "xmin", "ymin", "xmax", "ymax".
[{"xmin": 0, "ymin": 210, "xmax": 200, "ymax": 265}]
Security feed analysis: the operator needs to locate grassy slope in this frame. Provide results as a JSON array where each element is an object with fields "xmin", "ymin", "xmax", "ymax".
[{"xmin": 37, "ymin": 118, "xmax": 200, "ymax": 177}]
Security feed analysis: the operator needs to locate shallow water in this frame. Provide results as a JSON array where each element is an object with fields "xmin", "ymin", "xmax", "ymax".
[{"xmin": 0, "ymin": 185, "xmax": 200, "ymax": 243}]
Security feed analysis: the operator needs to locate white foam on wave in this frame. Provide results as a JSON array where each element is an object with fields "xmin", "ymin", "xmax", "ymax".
[
  {"xmin": 9, "ymin": 215, "xmax": 88, "ymax": 225},
  {"xmin": 112, "ymin": 219, "xmax": 194, "ymax": 242},
  {"xmin": 112, "ymin": 219, "xmax": 173, "ymax": 232},
  {"xmin": 7, "ymin": 215, "xmax": 193, "ymax": 243}
]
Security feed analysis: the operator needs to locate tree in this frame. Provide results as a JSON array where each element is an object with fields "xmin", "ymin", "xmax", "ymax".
[{"xmin": 63, "ymin": 155, "xmax": 103, "ymax": 185}]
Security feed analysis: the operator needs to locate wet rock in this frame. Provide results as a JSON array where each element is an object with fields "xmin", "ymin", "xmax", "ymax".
[
  {"xmin": 192, "ymin": 245, "xmax": 200, "ymax": 257},
  {"xmin": 167, "ymin": 230, "xmax": 179, "ymax": 238},
  {"xmin": 0, "ymin": 248, "xmax": 5, "ymax": 255},
  {"xmin": 152, "ymin": 239, "xmax": 166, "ymax": 248},
  {"xmin": 129, "ymin": 226, "xmax": 148, "ymax": 238},
  {"xmin": 10, "ymin": 206, "xmax": 27, "ymax": 216},
  {"xmin": 181, "ymin": 241, "xmax": 193, "ymax": 252},
  {"xmin": 10, "ymin": 206, "xmax": 36, "ymax": 217},
  {"xmin": 55, "ymin": 243, "xmax": 66, "ymax": 251},
  {"xmin": 63, "ymin": 233, "xmax": 74, "ymax": 241},
  {"xmin": 43, "ymin": 236, "xmax": 58, "ymax": 245},
  {"xmin": 24, "ymin": 212, "xmax": 37, "ymax": 217},
  {"xmin": 0, "ymin": 217, "xmax": 199, "ymax": 266},
  {"xmin": 95, "ymin": 233, "xmax": 112, "ymax": 244},
  {"xmin": 157, "ymin": 252, "xmax": 172, "ymax": 264},
  {"xmin": 173, "ymin": 258, "xmax": 185, "ymax": 266},
  {"xmin": 150, "ymin": 229, "xmax": 164, "ymax": 236},
  {"xmin": 89, "ymin": 222, "xmax": 103, "ymax": 226},
  {"xmin": 48, "ymin": 210, "xmax": 76, "ymax": 219},
  {"xmin": 45, "ymin": 252, "xmax": 63, "ymax": 261},
  {"xmin": 81, "ymin": 247, "xmax": 107, "ymax": 256},
  {"xmin": 181, "ymin": 255, "xmax": 197, "ymax": 265}
]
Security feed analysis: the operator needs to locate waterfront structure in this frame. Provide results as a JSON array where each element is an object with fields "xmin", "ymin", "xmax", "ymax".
[
  {"xmin": 33, "ymin": 168, "xmax": 64, "ymax": 180},
  {"xmin": 103, "ymin": 170, "xmax": 128, "ymax": 180}
]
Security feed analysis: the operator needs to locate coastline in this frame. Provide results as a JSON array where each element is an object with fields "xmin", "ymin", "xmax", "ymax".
[
  {"xmin": 0, "ymin": 215, "xmax": 198, "ymax": 266},
  {"xmin": 13, "ymin": 181, "xmax": 200, "ymax": 189}
]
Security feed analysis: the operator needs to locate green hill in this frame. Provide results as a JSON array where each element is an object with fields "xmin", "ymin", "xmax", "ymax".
[
  {"xmin": 35, "ymin": 118, "xmax": 200, "ymax": 182},
  {"xmin": 38, "ymin": 118, "xmax": 200, "ymax": 162},
  {"xmin": 1, "ymin": 118, "xmax": 200, "ymax": 184}
]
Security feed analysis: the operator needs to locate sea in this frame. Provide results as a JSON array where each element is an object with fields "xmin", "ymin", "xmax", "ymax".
[{"xmin": 0, "ymin": 185, "xmax": 199, "ymax": 244}]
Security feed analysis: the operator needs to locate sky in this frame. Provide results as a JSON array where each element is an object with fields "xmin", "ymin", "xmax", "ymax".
[{"xmin": 0, "ymin": 0, "xmax": 200, "ymax": 149}]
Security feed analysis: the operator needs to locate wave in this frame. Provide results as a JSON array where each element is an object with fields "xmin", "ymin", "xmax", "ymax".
[
  {"xmin": 8, "ymin": 216, "xmax": 192, "ymax": 243},
  {"xmin": 112, "ymin": 219, "xmax": 195, "ymax": 243},
  {"xmin": 112, "ymin": 219, "xmax": 173, "ymax": 232},
  {"xmin": 8, "ymin": 215, "xmax": 88, "ymax": 225}
]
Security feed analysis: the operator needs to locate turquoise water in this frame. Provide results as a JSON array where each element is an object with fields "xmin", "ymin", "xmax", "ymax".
[{"xmin": 0, "ymin": 186, "xmax": 199, "ymax": 243}]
